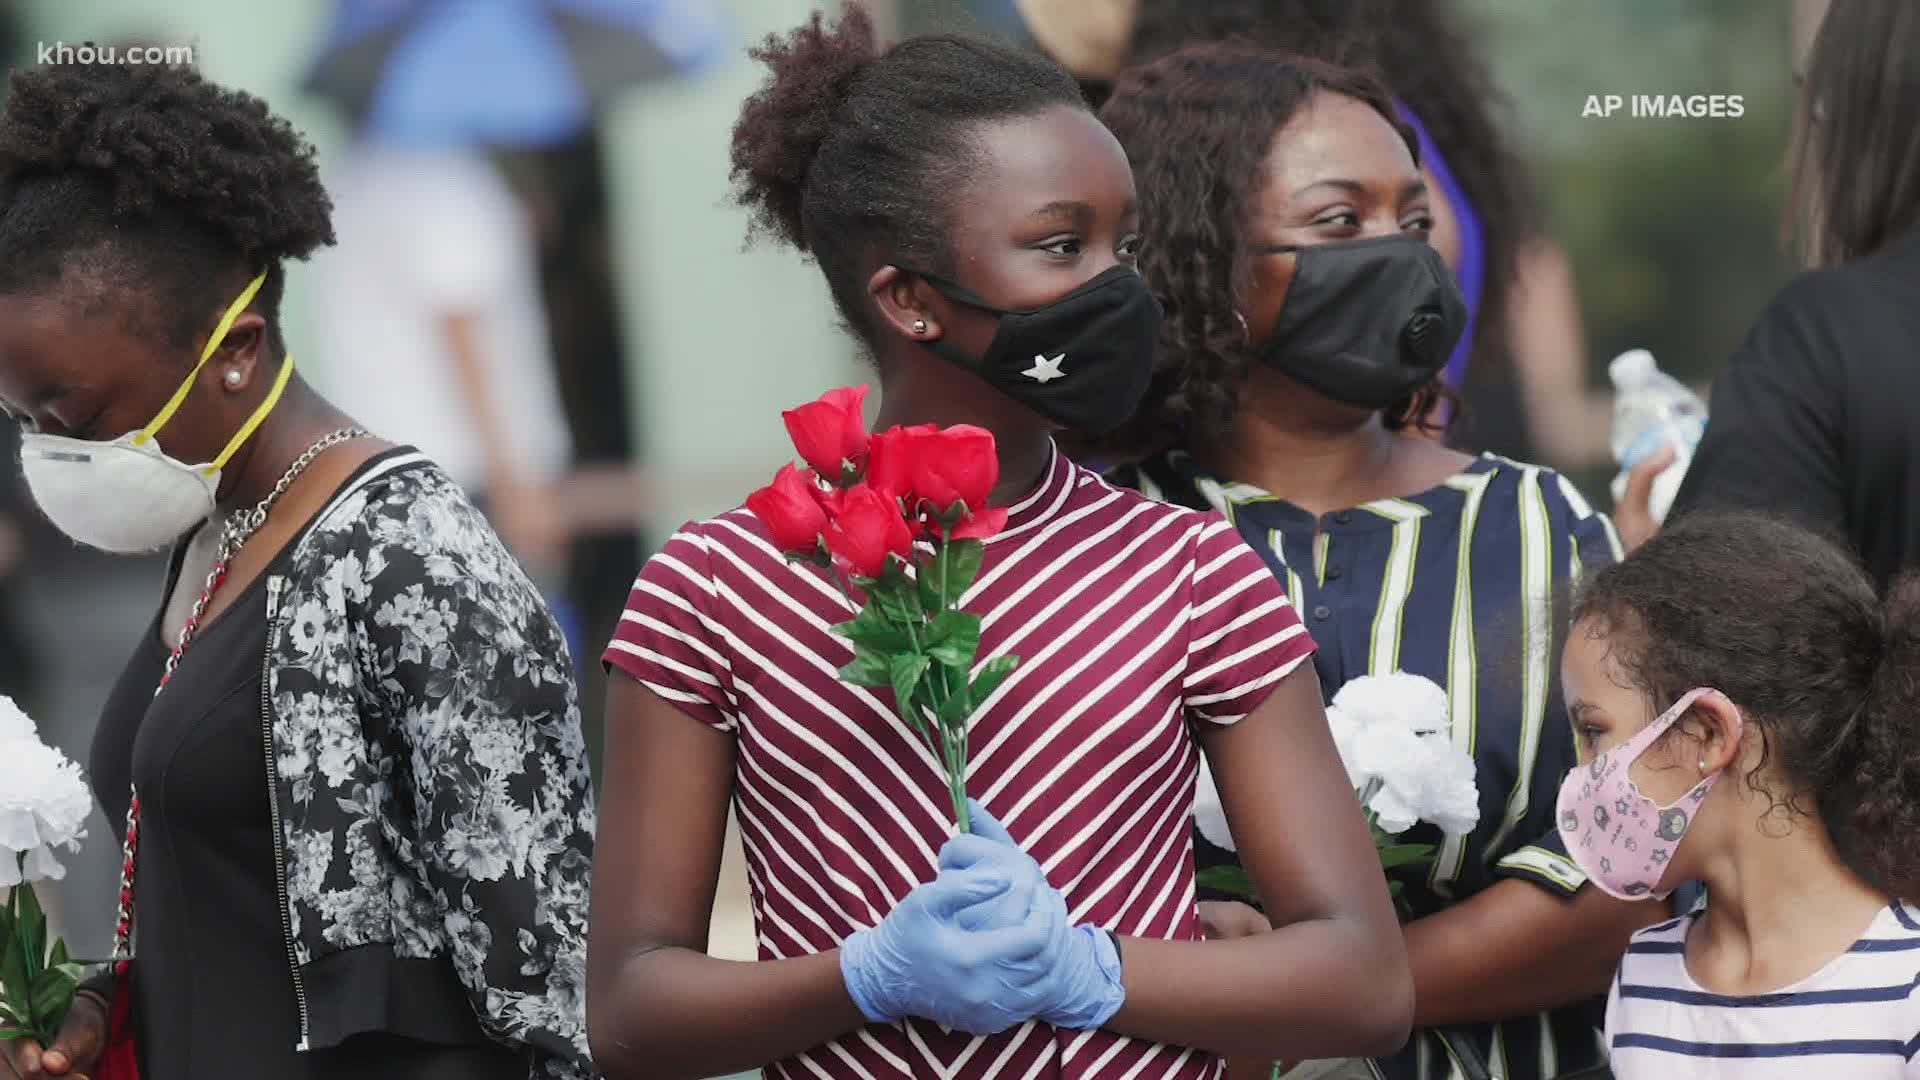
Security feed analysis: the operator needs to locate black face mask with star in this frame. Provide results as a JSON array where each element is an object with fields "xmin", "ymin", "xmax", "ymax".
[{"xmin": 901, "ymin": 264, "xmax": 1164, "ymax": 436}]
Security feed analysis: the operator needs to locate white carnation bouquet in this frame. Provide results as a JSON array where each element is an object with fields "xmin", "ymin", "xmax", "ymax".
[
  {"xmin": 1194, "ymin": 672, "xmax": 1479, "ymax": 908},
  {"xmin": 0, "ymin": 696, "xmax": 94, "ymax": 1044}
]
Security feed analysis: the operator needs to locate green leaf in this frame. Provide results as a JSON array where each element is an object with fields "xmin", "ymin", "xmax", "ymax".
[
  {"xmin": 1377, "ymin": 843, "xmax": 1437, "ymax": 871},
  {"xmin": 1195, "ymin": 865, "xmax": 1259, "ymax": 902},
  {"xmin": 48, "ymin": 940, "xmax": 67, "ymax": 971},
  {"xmin": 0, "ymin": 937, "xmax": 32, "ymax": 1031},
  {"xmin": 925, "ymin": 610, "xmax": 982, "ymax": 669},
  {"xmin": 838, "ymin": 645, "xmax": 893, "ymax": 689},
  {"xmin": 917, "ymin": 555, "xmax": 944, "ymax": 613},
  {"xmin": 14, "ymin": 884, "xmax": 43, "ymax": 986},
  {"xmin": 0, "ymin": 1025, "xmax": 27, "ymax": 1041},
  {"xmin": 969, "ymin": 654, "xmax": 1020, "ymax": 706},
  {"xmin": 936, "ymin": 540, "xmax": 985, "ymax": 609},
  {"xmin": 1387, "ymin": 879, "xmax": 1406, "ymax": 898},
  {"xmin": 29, "ymin": 964, "xmax": 77, "ymax": 1030},
  {"xmin": 890, "ymin": 652, "xmax": 931, "ymax": 712},
  {"xmin": 872, "ymin": 562, "xmax": 923, "ymax": 624},
  {"xmin": 936, "ymin": 683, "xmax": 974, "ymax": 727},
  {"xmin": 832, "ymin": 608, "xmax": 913, "ymax": 653}
]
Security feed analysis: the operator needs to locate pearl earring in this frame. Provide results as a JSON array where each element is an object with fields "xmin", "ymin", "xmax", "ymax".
[
  {"xmin": 1698, "ymin": 758, "xmax": 1707, "ymax": 771},
  {"xmin": 912, "ymin": 319, "xmax": 928, "ymax": 335},
  {"xmin": 224, "ymin": 370, "xmax": 243, "ymax": 387}
]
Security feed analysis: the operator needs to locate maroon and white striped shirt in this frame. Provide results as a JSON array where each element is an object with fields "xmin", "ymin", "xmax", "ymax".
[{"xmin": 607, "ymin": 445, "xmax": 1316, "ymax": 1080}]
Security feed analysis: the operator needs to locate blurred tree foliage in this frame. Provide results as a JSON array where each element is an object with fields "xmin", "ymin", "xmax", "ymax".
[{"xmin": 1468, "ymin": 0, "xmax": 1802, "ymax": 387}]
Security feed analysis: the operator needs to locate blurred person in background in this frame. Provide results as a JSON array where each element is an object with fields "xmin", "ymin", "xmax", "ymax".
[
  {"xmin": 0, "ymin": 58, "xmax": 594, "ymax": 1080},
  {"xmin": 493, "ymin": 135, "xmax": 653, "ymax": 770},
  {"xmin": 586, "ymin": 8, "xmax": 1413, "ymax": 1079},
  {"xmin": 1088, "ymin": 43, "xmax": 1664, "ymax": 1080},
  {"xmin": 1019, "ymin": 0, "xmax": 1616, "ymax": 470},
  {"xmin": 1667, "ymin": 0, "xmax": 1920, "ymax": 584},
  {"xmin": 310, "ymin": 140, "xmax": 578, "ymax": 597}
]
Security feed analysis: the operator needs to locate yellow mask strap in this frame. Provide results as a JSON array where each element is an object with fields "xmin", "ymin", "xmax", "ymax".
[
  {"xmin": 202, "ymin": 353, "xmax": 295, "ymax": 475},
  {"xmin": 136, "ymin": 272, "xmax": 267, "ymax": 446}
]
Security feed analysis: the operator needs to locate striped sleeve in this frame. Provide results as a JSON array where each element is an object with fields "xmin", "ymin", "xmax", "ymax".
[
  {"xmin": 603, "ymin": 522, "xmax": 740, "ymax": 732},
  {"xmin": 1183, "ymin": 516, "xmax": 1317, "ymax": 725}
]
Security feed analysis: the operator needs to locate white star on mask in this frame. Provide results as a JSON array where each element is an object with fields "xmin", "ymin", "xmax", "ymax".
[{"xmin": 1022, "ymin": 353, "xmax": 1066, "ymax": 383}]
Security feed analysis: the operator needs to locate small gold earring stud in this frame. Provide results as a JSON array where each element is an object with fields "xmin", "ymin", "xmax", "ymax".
[{"xmin": 912, "ymin": 319, "xmax": 927, "ymax": 335}]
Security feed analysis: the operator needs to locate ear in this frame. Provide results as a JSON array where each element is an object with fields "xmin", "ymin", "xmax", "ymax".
[
  {"xmin": 213, "ymin": 313, "xmax": 270, "ymax": 392},
  {"xmin": 1689, "ymin": 691, "xmax": 1747, "ymax": 776},
  {"xmin": 867, "ymin": 265, "xmax": 942, "ymax": 344}
]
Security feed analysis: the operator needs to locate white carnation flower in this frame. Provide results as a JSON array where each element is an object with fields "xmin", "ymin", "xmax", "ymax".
[
  {"xmin": 1330, "ymin": 672, "xmax": 1450, "ymax": 737},
  {"xmin": 0, "ymin": 694, "xmax": 36, "ymax": 744},
  {"xmin": 1328, "ymin": 672, "xmax": 1479, "ymax": 838},
  {"xmin": 1420, "ymin": 741, "xmax": 1482, "ymax": 838},
  {"xmin": 0, "ymin": 734, "xmax": 92, "ymax": 883},
  {"xmin": 1192, "ymin": 755, "xmax": 1236, "ymax": 852}
]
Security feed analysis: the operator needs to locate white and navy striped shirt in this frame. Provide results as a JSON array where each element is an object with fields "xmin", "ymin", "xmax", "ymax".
[{"xmin": 1605, "ymin": 901, "xmax": 1920, "ymax": 1078}]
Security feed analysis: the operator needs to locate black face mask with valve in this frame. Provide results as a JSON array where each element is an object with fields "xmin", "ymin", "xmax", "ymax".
[
  {"xmin": 904, "ymin": 264, "xmax": 1164, "ymax": 436},
  {"xmin": 1251, "ymin": 233, "xmax": 1468, "ymax": 411}
]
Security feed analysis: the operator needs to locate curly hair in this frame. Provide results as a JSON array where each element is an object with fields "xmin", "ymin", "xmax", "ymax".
[
  {"xmin": 1574, "ymin": 511, "xmax": 1920, "ymax": 898},
  {"xmin": 0, "ymin": 53, "xmax": 334, "ymax": 353},
  {"xmin": 1090, "ymin": 43, "xmax": 1422, "ymax": 455},
  {"xmin": 729, "ymin": 4, "xmax": 1084, "ymax": 349},
  {"xmin": 1126, "ymin": 0, "xmax": 1539, "ymax": 370}
]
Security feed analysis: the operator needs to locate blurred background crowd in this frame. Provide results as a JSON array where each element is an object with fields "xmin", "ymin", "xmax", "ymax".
[{"xmin": 0, "ymin": 0, "xmax": 1811, "ymax": 971}]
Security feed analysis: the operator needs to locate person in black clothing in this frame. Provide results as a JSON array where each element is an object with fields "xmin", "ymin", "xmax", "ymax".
[
  {"xmin": 0, "ymin": 57, "xmax": 595, "ymax": 1080},
  {"xmin": 1667, "ymin": 0, "xmax": 1920, "ymax": 587}
]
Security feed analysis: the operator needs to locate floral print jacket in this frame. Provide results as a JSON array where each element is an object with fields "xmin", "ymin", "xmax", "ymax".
[{"xmin": 265, "ymin": 452, "xmax": 595, "ymax": 1078}]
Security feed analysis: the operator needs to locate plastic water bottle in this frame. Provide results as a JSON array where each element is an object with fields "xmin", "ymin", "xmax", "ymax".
[{"xmin": 1608, "ymin": 349, "xmax": 1706, "ymax": 525}]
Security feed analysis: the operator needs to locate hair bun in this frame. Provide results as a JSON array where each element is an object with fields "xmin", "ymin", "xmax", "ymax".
[
  {"xmin": 729, "ymin": 5, "xmax": 881, "ymax": 251},
  {"xmin": 0, "ymin": 51, "xmax": 333, "ymax": 267}
]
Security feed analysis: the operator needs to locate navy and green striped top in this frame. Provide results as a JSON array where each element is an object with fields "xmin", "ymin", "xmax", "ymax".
[{"xmin": 1116, "ymin": 449, "xmax": 1623, "ymax": 1080}]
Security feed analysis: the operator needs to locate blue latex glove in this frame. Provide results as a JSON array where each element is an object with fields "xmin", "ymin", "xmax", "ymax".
[
  {"xmin": 839, "ymin": 861, "xmax": 1063, "ymax": 1034},
  {"xmin": 942, "ymin": 800, "xmax": 1128, "ymax": 1031}
]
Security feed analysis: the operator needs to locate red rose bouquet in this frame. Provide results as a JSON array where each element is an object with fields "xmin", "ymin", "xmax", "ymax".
[{"xmin": 747, "ymin": 386, "xmax": 1020, "ymax": 832}]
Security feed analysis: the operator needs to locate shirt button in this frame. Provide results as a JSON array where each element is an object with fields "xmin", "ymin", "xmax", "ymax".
[
  {"xmin": 1332, "ymin": 511, "xmax": 1352, "ymax": 525},
  {"xmin": 1312, "ymin": 605, "xmax": 1332, "ymax": 621},
  {"xmin": 1325, "ymin": 566, "xmax": 1344, "ymax": 581}
]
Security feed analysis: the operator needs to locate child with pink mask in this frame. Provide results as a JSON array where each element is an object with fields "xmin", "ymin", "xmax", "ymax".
[{"xmin": 1556, "ymin": 510, "xmax": 1920, "ymax": 1078}]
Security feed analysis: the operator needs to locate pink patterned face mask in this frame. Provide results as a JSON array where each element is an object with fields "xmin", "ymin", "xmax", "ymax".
[{"xmin": 1556, "ymin": 688, "xmax": 1738, "ymax": 901}]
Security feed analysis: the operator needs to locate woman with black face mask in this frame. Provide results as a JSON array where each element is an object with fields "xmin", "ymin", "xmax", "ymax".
[
  {"xmin": 585, "ymin": 8, "xmax": 1413, "ymax": 1080},
  {"xmin": 1092, "ymin": 45, "xmax": 1666, "ymax": 1080}
]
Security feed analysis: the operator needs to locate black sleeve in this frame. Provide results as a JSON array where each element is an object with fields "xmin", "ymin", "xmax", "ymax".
[
  {"xmin": 1670, "ymin": 273, "xmax": 1850, "ymax": 536},
  {"xmin": 1674, "ymin": 272, "xmax": 1850, "ymax": 534}
]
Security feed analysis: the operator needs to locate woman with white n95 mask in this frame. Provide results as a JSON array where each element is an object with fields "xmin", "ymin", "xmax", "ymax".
[{"xmin": 0, "ymin": 56, "xmax": 595, "ymax": 1080}]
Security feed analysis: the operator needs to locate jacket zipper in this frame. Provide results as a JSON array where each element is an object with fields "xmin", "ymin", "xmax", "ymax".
[{"xmin": 262, "ymin": 575, "xmax": 312, "ymax": 1051}]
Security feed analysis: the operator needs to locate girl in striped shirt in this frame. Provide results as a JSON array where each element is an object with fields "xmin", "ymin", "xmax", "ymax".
[
  {"xmin": 583, "ymin": 7, "xmax": 1411, "ymax": 1080},
  {"xmin": 1558, "ymin": 511, "xmax": 1920, "ymax": 1078}
]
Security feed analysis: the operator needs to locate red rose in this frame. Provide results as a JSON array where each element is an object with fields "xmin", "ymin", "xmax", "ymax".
[
  {"xmin": 949, "ymin": 506, "xmax": 1009, "ymax": 541},
  {"xmin": 911, "ymin": 424, "xmax": 999, "ymax": 513},
  {"xmin": 783, "ymin": 385, "xmax": 870, "ymax": 479},
  {"xmin": 746, "ymin": 462, "xmax": 829, "ymax": 553},
  {"xmin": 825, "ymin": 483, "xmax": 914, "ymax": 578},
  {"xmin": 866, "ymin": 423, "xmax": 939, "ymax": 503}
]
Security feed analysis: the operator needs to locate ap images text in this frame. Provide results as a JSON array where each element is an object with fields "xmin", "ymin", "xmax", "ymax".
[{"xmin": 1583, "ymin": 94, "xmax": 1746, "ymax": 119}]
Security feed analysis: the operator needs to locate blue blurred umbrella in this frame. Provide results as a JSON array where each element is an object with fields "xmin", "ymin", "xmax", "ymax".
[{"xmin": 303, "ymin": 0, "xmax": 727, "ymax": 146}]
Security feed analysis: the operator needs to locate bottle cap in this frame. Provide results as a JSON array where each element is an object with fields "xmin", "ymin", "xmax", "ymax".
[{"xmin": 1609, "ymin": 349, "xmax": 1657, "ymax": 385}]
